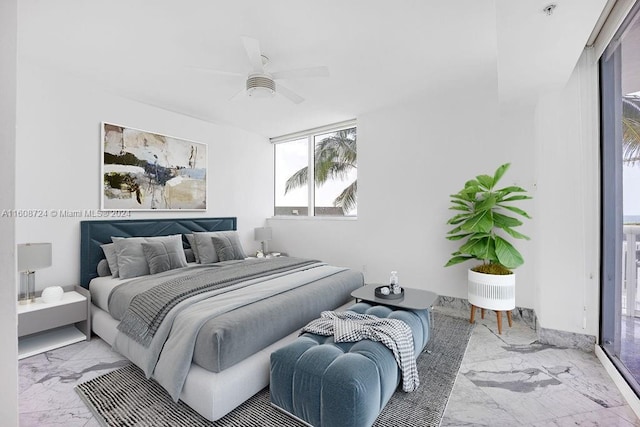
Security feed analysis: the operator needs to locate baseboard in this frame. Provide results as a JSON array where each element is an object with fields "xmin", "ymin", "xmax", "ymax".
[
  {"xmin": 595, "ymin": 345, "xmax": 640, "ymax": 420},
  {"xmin": 437, "ymin": 296, "xmax": 595, "ymax": 352}
]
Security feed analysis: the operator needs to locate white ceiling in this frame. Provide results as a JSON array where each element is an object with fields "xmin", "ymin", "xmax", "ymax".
[{"xmin": 18, "ymin": 0, "xmax": 608, "ymax": 138}]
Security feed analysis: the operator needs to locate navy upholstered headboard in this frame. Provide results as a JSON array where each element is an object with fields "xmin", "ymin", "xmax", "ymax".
[{"xmin": 79, "ymin": 217, "xmax": 237, "ymax": 287}]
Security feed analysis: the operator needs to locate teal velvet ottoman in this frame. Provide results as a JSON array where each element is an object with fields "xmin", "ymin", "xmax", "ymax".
[{"xmin": 269, "ymin": 302, "xmax": 430, "ymax": 427}]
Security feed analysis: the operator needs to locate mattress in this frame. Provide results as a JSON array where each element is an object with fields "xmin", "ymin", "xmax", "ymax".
[{"xmin": 89, "ymin": 260, "xmax": 364, "ymax": 373}]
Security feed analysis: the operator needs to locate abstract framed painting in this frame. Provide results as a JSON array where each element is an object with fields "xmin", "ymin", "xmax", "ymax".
[{"xmin": 101, "ymin": 122, "xmax": 207, "ymax": 211}]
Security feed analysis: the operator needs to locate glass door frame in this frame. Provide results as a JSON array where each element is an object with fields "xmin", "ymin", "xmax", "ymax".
[{"xmin": 600, "ymin": 1, "xmax": 640, "ymax": 396}]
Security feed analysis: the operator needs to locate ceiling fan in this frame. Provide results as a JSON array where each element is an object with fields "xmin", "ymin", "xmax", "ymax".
[{"xmin": 195, "ymin": 36, "xmax": 329, "ymax": 104}]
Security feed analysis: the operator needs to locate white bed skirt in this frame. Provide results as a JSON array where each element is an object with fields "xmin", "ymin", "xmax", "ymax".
[{"xmin": 91, "ymin": 305, "xmax": 300, "ymax": 421}]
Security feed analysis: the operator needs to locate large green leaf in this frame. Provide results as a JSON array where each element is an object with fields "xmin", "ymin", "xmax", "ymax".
[
  {"xmin": 502, "ymin": 226, "xmax": 530, "ymax": 240},
  {"xmin": 495, "ymin": 186, "xmax": 528, "ymax": 194},
  {"xmin": 461, "ymin": 210, "xmax": 493, "ymax": 233},
  {"xmin": 460, "ymin": 237, "xmax": 490, "ymax": 258},
  {"xmin": 450, "ymin": 192, "xmax": 474, "ymax": 202},
  {"xmin": 447, "ymin": 225, "xmax": 463, "ymax": 235},
  {"xmin": 498, "ymin": 204, "xmax": 531, "ymax": 219},
  {"xmin": 475, "ymin": 194, "xmax": 497, "ymax": 212},
  {"xmin": 445, "ymin": 254, "xmax": 475, "ymax": 267},
  {"xmin": 447, "ymin": 213, "xmax": 471, "ymax": 225},
  {"xmin": 467, "ymin": 232, "xmax": 491, "ymax": 241},
  {"xmin": 492, "ymin": 212, "xmax": 522, "ymax": 228},
  {"xmin": 450, "ymin": 199, "xmax": 470, "ymax": 207},
  {"xmin": 460, "ymin": 236, "xmax": 497, "ymax": 263},
  {"xmin": 476, "ymin": 174, "xmax": 495, "ymax": 190},
  {"xmin": 493, "ymin": 163, "xmax": 510, "ymax": 185},
  {"xmin": 446, "ymin": 232, "xmax": 473, "ymax": 241},
  {"xmin": 494, "ymin": 236, "xmax": 524, "ymax": 269},
  {"xmin": 499, "ymin": 195, "xmax": 532, "ymax": 202}
]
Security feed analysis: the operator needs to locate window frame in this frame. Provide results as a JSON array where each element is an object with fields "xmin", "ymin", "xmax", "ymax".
[{"xmin": 271, "ymin": 119, "xmax": 357, "ymax": 218}]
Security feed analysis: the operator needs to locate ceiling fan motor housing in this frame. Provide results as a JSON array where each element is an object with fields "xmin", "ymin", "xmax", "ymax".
[{"xmin": 246, "ymin": 73, "xmax": 276, "ymax": 98}]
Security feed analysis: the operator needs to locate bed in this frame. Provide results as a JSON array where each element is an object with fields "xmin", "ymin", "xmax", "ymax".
[{"xmin": 80, "ymin": 217, "xmax": 364, "ymax": 421}]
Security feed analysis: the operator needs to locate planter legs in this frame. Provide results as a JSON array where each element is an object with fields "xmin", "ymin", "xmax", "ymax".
[{"xmin": 469, "ymin": 304, "xmax": 513, "ymax": 335}]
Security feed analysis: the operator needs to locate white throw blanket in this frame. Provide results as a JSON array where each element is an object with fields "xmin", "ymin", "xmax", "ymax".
[{"xmin": 302, "ymin": 310, "xmax": 419, "ymax": 392}]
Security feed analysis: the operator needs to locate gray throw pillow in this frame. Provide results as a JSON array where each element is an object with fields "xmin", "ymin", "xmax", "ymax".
[
  {"xmin": 97, "ymin": 259, "xmax": 112, "ymax": 277},
  {"xmin": 100, "ymin": 242, "xmax": 119, "ymax": 278},
  {"xmin": 211, "ymin": 234, "xmax": 247, "ymax": 261},
  {"xmin": 142, "ymin": 240, "xmax": 188, "ymax": 275},
  {"xmin": 113, "ymin": 234, "xmax": 183, "ymax": 279},
  {"xmin": 193, "ymin": 231, "xmax": 243, "ymax": 263},
  {"xmin": 185, "ymin": 234, "xmax": 200, "ymax": 263},
  {"xmin": 184, "ymin": 248, "xmax": 196, "ymax": 263}
]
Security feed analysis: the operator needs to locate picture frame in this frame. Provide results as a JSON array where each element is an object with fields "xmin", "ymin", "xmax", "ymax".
[{"xmin": 101, "ymin": 122, "xmax": 207, "ymax": 211}]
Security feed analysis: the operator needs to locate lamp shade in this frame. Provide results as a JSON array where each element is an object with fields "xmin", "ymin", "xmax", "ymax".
[
  {"xmin": 18, "ymin": 243, "xmax": 52, "ymax": 272},
  {"xmin": 254, "ymin": 227, "xmax": 272, "ymax": 242}
]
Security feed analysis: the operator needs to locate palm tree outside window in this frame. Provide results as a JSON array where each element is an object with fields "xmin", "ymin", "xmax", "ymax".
[{"xmin": 273, "ymin": 123, "xmax": 357, "ymax": 217}]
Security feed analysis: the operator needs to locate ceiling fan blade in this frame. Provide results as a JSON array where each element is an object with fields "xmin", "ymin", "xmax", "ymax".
[
  {"xmin": 277, "ymin": 83, "xmax": 304, "ymax": 104},
  {"xmin": 241, "ymin": 36, "xmax": 264, "ymax": 73},
  {"xmin": 271, "ymin": 66, "xmax": 330, "ymax": 80}
]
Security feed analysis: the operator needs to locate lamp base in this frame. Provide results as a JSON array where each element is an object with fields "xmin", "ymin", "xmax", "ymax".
[{"xmin": 19, "ymin": 271, "xmax": 36, "ymax": 305}]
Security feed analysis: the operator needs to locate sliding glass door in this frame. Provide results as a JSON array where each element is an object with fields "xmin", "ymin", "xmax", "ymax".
[{"xmin": 601, "ymin": 4, "xmax": 640, "ymax": 394}]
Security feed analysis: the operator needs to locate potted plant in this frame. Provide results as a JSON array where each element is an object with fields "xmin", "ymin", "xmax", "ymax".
[{"xmin": 444, "ymin": 162, "xmax": 531, "ymax": 332}]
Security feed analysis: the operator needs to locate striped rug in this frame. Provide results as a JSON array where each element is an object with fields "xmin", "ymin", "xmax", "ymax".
[{"xmin": 76, "ymin": 312, "xmax": 474, "ymax": 427}]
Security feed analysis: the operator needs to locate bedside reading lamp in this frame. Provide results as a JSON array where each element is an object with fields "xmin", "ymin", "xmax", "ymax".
[
  {"xmin": 18, "ymin": 243, "xmax": 52, "ymax": 305},
  {"xmin": 254, "ymin": 227, "xmax": 272, "ymax": 254}
]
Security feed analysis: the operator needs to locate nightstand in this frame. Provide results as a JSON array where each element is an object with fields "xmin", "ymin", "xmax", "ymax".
[{"xmin": 17, "ymin": 285, "xmax": 91, "ymax": 359}]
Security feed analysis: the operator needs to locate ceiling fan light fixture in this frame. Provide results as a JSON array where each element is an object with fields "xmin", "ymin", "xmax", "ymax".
[{"xmin": 246, "ymin": 74, "xmax": 276, "ymax": 98}]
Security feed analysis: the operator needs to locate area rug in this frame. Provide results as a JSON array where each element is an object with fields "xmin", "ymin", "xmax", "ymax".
[{"xmin": 76, "ymin": 312, "xmax": 474, "ymax": 427}]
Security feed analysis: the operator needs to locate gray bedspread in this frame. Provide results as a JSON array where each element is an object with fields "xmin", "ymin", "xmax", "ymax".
[
  {"xmin": 113, "ymin": 257, "xmax": 319, "ymax": 346},
  {"xmin": 109, "ymin": 258, "xmax": 358, "ymax": 401}
]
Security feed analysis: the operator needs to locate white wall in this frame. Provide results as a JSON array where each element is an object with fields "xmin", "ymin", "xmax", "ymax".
[
  {"xmin": 269, "ymin": 53, "xmax": 602, "ymax": 339},
  {"xmin": 270, "ymin": 81, "xmax": 539, "ymax": 310},
  {"xmin": 0, "ymin": 0, "xmax": 19, "ymax": 425},
  {"xmin": 533, "ymin": 49, "xmax": 600, "ymax": 336},
  {"xmin": 15, "ymin": 62, "xmax": 272, "ymax": 290}
]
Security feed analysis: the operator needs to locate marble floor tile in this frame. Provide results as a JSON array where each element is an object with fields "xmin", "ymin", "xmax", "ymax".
[
  {"xmin": 17, "ymin": 307, "xmax": 640, "ymax": 427},
  {"xmin": 436, "ymin": 306, "xmax": 640, "ymax": 426}
]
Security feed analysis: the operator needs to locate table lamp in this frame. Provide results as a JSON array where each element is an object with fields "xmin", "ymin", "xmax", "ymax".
[
  {"xmin": 254, "ymin": 227, "xmax": 272, "ymax": 254},
  {"xmin": 18, "ymin": 242, "xmax": 52, "ymax": 304}
]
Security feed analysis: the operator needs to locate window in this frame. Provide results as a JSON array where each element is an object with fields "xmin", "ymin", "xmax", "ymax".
[{"xmin": 273, "ymin": 120, "xmax": 357, "ymax": 217}]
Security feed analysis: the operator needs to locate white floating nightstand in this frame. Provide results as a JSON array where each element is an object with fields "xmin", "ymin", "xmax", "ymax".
[{"xmin": 17, "ymin": 285, "xmax": 91, "ymax": 359}]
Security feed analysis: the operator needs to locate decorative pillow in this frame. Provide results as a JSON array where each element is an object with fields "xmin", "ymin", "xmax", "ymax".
[
  {"xmin": 184, "ymin": 248, "xmax": 196, "ymax": 263},
  {"xmin": 142, "ymin": 240, "xmax": 188, "ymax": 275},
  {"xmin": 113, "ymin": 234, "xmax": 183, "ymax": 279},
  {"xmin": 97, "ymin": 259, "xmax": 112, "ymax": 277},
  {"xmin": 185, "ymin": 234, "xmax": 200, "ymax": 263},
  {"xmin": 211, "ymin": 233, "xmax": 247, "ymax": 262},
  {"xmin": 100, "ymin": 242, "xmax": 119, "ymax": 278}
]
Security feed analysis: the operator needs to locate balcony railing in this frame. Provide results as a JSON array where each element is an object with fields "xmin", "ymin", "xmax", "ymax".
[{"xmin": 623, "ymin": 224, "xmax": 640, "ymax": 317}]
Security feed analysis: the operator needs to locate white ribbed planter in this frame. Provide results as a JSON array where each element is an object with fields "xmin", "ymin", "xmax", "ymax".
[{"xmin": 468, "ymin": 269, "xmax": 515, "ymax": 311}]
